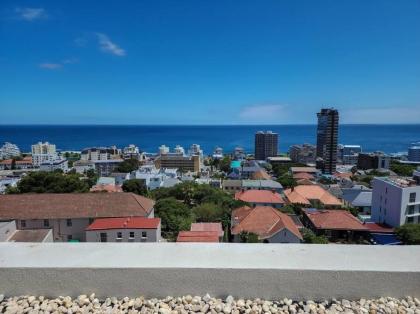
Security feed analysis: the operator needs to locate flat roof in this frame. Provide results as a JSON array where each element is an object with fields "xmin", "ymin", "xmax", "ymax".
[{"xmin": 8, "ymin": 229, "xmax": 51, "ymax": 242}]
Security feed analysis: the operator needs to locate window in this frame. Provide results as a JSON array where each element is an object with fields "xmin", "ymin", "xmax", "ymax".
[
  {"xmin": 408, "ymin": 205, "xmax": 415, "ymax": 215},
  {"xmin": 67, "ymin": 235, "xmax": 73, "ymax": 241},
  {"xmin": 43, "ymin": 219, "xmax": 49, "ymax": 227},
  {"xmin": 129, "ymin": 231, "xmax": 135, "ymax": 239},
  {"xmin": 409, "ymin": 192, "xmax": 416, "ymax": 203},
  {"xmin": 66, "ymin": 219, "xmax": 72, "ymax": 227},
  {"xmin": 21, "ymin": 220, "xmax": 26, "ymax": 228},
  {"xmin": 407, "ymin": 217, "xmax": 414, "ymax": 224},
  {"xmin": 117, "ymin": 232, "xmax": 122, "ymax": 239},
  {"xmin": 141, "ymin": 231, "xmax": 147, "ymax": 238},
  {"xmin": 100, "ymin": 233, "xmax": 107, "ymax": 242}
]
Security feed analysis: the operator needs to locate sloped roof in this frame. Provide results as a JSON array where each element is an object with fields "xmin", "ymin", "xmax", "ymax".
[
  {"xmin": 176, "ymin": 231, "xmax": 220, "ymax": 242},
  {"xmin": 90, "ymin": 184, "xmax": 123, "ymax": 193},
  {"xmin": 86, "ymin": 217, "xmax": 160, "ymax": 230},
  {"xmin": 284, "ymin": 185, "xmax": 342, "ymax": 206},
  {"xmin": 342, "ymin": 189, "xmax": 372, "ymax": 207},
  {"xmin": 293, "ymin": 172, "xmax": 314, "ymax": 180},
  {"xmin": 190, "ymin": 222, "xmax": 224, "ymax": 237},
  {"xmin": 0, "ymin": 193, "xmax": 154, "ymax": 220},
  {"xmin": 303, "ymin": 209, "xmax": 368, "ymax": 231},
  {"xmin": 290, "ymin": 167, "xmax": 318, "ymax": 174},
  {"xmin": 235, "ymin": 190, "xmax": 285, "ymax": 204},
  {"xmin": 231, "ymin": 205, "xmax": 302, "ymax": 240}
]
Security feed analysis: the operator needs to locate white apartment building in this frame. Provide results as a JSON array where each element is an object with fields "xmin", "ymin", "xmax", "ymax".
[
  {"xmin": 0, "ymin": 142, "xmax": 21, "ymax": 159},
  {"xmin": 31, "ymin": 142, "xmax": 57, "ymax": 167},
  {"xmin": 371, "ymin": 177, "xmax": 420, "ymax": 227},
  {"xmin": 158, "ymin": 145, "xmax": 170, "ymax": 155},
  {"xmin": 39, "ymin": 158, "xmax": 69, "ymax": 172},
  {"xmin": 81, "ymin": 146, "xmax": 120, "ymax": 161}
]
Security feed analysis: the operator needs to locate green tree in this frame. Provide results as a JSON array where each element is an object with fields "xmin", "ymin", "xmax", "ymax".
[
  {"xmin": 154, "ymin": 197, "xmax": 194, "ymax": 241},
  {"xmin": 239, "ymin": 231, "xmax": 260, "ymax": 243},
  {"xmin": 277, "ymin": 174, "xmax": 297, "ymax": 189},
  {"xmin": 390, "ymin": 161, "xmax": 416, "ymax": 177},
  {"xmin": 116, "ymin": 158, "xmax": 140, "ymax": 173},
  {"xmin": 85, "ymin": 169, "xmax": 98, "ymax": 188},
  {"xmin": 122, "ymin": 179, "xmax": 148, "ymax": 196},
  {"xmin": 396, "ymin": 224, "xmax": 420, "ymax": 244},
  {"xmin": 193, "ymin": 203, "xmax": 224, "ymax": 222},
  {"xmin": 10, "ymin": 171, "xmax": 90, "ymax": 194},
  {"xmin": 302, "ymin": 228, "xmax": 329, "ymax": 244},
  {"xmin": 219, "ymin": 156, "xmax": 232, "ymax": 173}
]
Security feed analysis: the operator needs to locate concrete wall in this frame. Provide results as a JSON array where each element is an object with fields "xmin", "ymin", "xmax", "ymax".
[
  {"xmin": 0, "ymin": 243, "xmax": 419, "ymax": 300},
  {"xmin": 0, "ymin": 220, "xmax": 16, "ymax": 242}
]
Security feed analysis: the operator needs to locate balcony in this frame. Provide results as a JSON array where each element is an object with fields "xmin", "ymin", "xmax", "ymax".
[{"xmin": 0, "ymin": 243, "xmax": 419, "ymax": 299}]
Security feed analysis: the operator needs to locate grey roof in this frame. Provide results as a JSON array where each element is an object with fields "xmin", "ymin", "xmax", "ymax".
[
  {"xmin": 223, "ymin": 180, "xmax": 242, "ymax": 187},
  {"xmin": 242, "ymin": 179, "xmax": 283, "ymax": 189},
  {"xmin": 342, "ymin": 189, "xmax": 372, "ymax": 207}
]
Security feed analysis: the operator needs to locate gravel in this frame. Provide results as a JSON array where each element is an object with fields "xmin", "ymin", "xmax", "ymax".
[{"xmin": 0, "ymin": 294, "xmax": 419, "ymax": 314}]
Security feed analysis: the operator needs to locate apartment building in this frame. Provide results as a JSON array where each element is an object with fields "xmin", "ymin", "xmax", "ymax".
[
  {"xmin": 31, "ymin": 142, "xmax": 58, "ymax": 167},
  {"xmin": 255, "ymin": 131, "xmax": 278, "ymax": 160},
  {"xmin": 0, "ymin": 142, "xmax": 21, "ymax": 159},
  {"xmin": 85, "ymin": 217, "xmax": 161, "ymax": 242},
  {"xmin": 155, "ymin": 155, "xmax": 200, "ymax": 172},
  {"xmin": 81, "ymin": 146, "xmax": 120, "ymax": 161},
  {"xmin": 316, "ymin": 108, "xmax": 339, "ymax": 174},
  {"xmin": 357, "ymin": 152, "xmax": 390, "ymax": 170},
  {"xmin": 0, "ymin": 193, "xmax": 155, "ymax": 242},
  {"xmin": 408, "ymin": 142, "xmax": 420, "ymax": 162},
  {"xmin": 371, "ymin": 177, "xmax": 420, "ymax": 227},
  {"xmin": 289, "ymin": 144, "xmax": 316, "ymax": 164},
  {"xmin": 39, "ymin": 158, "xmax": 69, "ymax": 172}
]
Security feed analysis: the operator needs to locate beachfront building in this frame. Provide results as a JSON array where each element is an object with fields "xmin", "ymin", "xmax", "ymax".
[
  {"xmin": 0, "ymin": 193, "xmax": 155, "ymax": 242},
  {"xmin": 371, "ymin": 177, "xmax": 420, "ymax": 227},
  {"xmin": 357, "ymin": 152, "xmax": 390, "ymax": 170},
  {"xmin": 316, "ymin": 108, "xmax": 339, "ymax": 174},
  {"xmin": 338, "ymin": 144, "xmax": 361, "ymax": 165},
  {"xmin": 408, "ymin": 142, "xmax": 420, "ymax": 162},
  {"xmin": 155, "ymin": 155, "xmax": 200, "ymax": 173},
  {"xmin": 255, "ymin": 131, "xmax": 278, "ymax": 161},
  {"xmin": 81, "ymin": 146, "xmax": 121, "ymax": 161},
  {"xmin": 0, "ymin": 142, "xmax": 21, "ymax": 160},
  {"xmin": 31, "ymin": 142, "xmax": 57, "ymax": 167},
  {"xmin": 231, "ymin": 205, "xmax": 302, "ymax": 243},
  {"xmin": 188, "ymin": 144, "xmax": 204, "ymax": 158}
]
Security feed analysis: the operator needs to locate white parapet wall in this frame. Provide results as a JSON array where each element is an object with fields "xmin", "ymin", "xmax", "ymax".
[{"xmin": 0, "ymin": 243, "xmax": 419, "ymax": 299}]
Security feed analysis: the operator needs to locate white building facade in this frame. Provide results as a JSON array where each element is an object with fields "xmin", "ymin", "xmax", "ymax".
[
  {"xmin": 31, "ymin": 142, "xmax": 57, "ymax": 167},
  {"xmin": 371, "ymin": 177, "xmax": 420, "ymax": 227}
]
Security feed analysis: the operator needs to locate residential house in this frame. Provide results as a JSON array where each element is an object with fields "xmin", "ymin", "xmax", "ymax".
[
  {"xmin": 302, "ymin": 208, "xmax": 368, "ymax": 241},
  {"xmin": 190, "ymin": 222, "xmax": 224, "ymax": 240},
  {"xmin": 15, "ymin": 157, "xmax": 33, "ymax": 170},
  {"xmin": 85, "ymin": 217, "xmax": 161, "ymax": 242},
  {"xmin": 284, "ymin": 185, "xmax": 342, "ymax": 208},
  {"xmin": 341, "ymin": 186, "xmax": 372, "ymax": 214},
  {"xmin": 235, "ymin": 190, "xmax": 285, "ymax": 209},
  {"xmin": 0, "ymin": 159, "xmax": 13, "ymax": 170},
  {"xmin": 0, "ymin": 193, "xmax": 155, "ymax": 242},
  {"xmin": 231, "ymin": 205, "xmax": 302, "ymax": 243}
]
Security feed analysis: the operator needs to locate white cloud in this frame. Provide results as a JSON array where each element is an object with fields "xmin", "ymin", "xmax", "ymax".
[
  {"xmin": 16, "ymin": 7, "xmax": 47, "ymax": 21},
  {"xmin": 238, "ymin": 104, "xmax": 290, "ymax": 123},
  {"xmin": 341, "ymin": 106, "xmax": 420, "ymax": 124},
  {"xmin": 39, "ymin": 63, "xmax": 62, "ymax": 70},
  {"xmin": 96, "ymin": 33, "xmax": 126, "ymax": 56},
  {"xmin": 62, "ymin": 58, "xmax": 78, "ymax": 64}
]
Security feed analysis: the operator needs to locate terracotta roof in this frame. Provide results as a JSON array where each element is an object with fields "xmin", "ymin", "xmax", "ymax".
[
  {"xmin": 364, "ymin": 222, "xmax": 395, "ymax": 234},
  {"xmin": 176, "ymin": 231, "xmax": 220, "ymax": 242},
  {"xmin": 334, "ymin": 172, "xmax": 353, "ymax": 179},
  {"xmin": 251, "ymin": 170, "xmax": 271, "ymax": 180},
  {"xmin": 231, "ymin": 205, "xmax": 302, "ymax": 240},
  {"xmin": 0, "ymin": 193, "xmax": 154, "ymax": 220},
  {"xmin": 190, "ymin": 222, "xmax": 224, "ymax": 237},
  {"xmin": 235, "ymin": 190, "xmax": 285, "ymax": 204},
  {"xmin": 284, "ymin": 185, "xmax": 342, "ymax": 206},
  {"xmin": 0, "ymin": 159, "xmax": 13, "ymax": 165},
  {"xmin": 15, "ymin": 157, "xmax": 32, "ymax": 164},
  {"xmin": 303, "ymin": 209, "xmax": 368, "ymax": 231},
  {"xmin": 86, "ymin": 217, "xmax": 160, "ymax": 231},
  {"xmin": 293, "ymin": 172, "xmax": 314, "ymax": 180},
  {"xmin": 296, "ymin": 178, "xmax": 315, "ymax": 185},
  {"xmin": 90, "ymin": 184, "xmax": 123, "ymax": 193}
]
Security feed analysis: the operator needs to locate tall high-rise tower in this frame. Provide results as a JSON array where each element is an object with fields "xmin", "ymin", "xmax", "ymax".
[
  {"xmin": 254, "ymin": 131, "xmax": 278, "ymax": 160},
  {"xmin": 316, "ymin": 108, "xmax": 339, "ymax": 174}
]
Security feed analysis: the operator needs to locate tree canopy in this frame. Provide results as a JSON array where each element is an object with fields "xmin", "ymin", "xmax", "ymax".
[
  {"xmin": 239, "ymin": 231, "xmax": 260, "ymax": 243},
  {"xmin": 396, "ymin": 224, "xmax": 420, "ymax": 244},
  {"xmin": 122, "ymin": 179, "xmax": 148, "ymax": 196},
  {"xmin": 7, "ymin": 171, "xmax": 90, "ymax": 194},
  {"xmin": 301, "ymin": 228, "xmax": 329, "ymax": 244},
  {"xmin": 390, "ymin": 161, "xmax": 417, "ymax": 177},
  {"xmin": 116, "ymin": 158, "xmax": 140, "ymax": 173}
]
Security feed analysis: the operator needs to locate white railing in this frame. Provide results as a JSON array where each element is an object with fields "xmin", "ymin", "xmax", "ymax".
[{"xmin": 0, "ymin": 243, "xmax": 419, "ymax": 299}]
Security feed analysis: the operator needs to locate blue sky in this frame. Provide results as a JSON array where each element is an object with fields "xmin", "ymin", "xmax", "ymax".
[{"xmin": 1, "ymin": 0, "xmax": 420, "ymax": 124}]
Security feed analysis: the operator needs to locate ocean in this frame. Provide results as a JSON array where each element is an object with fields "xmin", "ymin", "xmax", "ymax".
[{"xmin": 0, "ymin": 125, "xmax": 419, "ymax": 155}]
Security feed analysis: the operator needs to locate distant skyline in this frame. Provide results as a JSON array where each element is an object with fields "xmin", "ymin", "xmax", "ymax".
[{"xmin": 1, "ymin": 0, "xmax": 420, "ymax": 124}]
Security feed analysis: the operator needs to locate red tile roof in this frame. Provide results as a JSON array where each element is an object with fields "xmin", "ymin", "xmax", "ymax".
[
  {"xmin": 284, "ymin": 185, "xmax": 342, "ymax": 206},
  {"xmin": 364, "ymin": 222, "xmax": 395, "ymax": 234},
  {"xmin": 231, "ymin": 205, "xmax": 302, "ymax": 240},
  {"xmin": 86, "ymin": 217, "xmax": 160, "ymax": 231},
  {"xmin": 293, "ymin": 172, "xmax": 314, "ymax": 180},
  {"xmin": 0, "ymin": 193, "xmax": 154, "ymax": 220},
  {"xmin": 0, "ymin": 159, "xmax": 13, "ymax": 165},
  {"xmin": 176, "ymin": 231, "xmax": 220, "ymax": 242},
  {"xmin": 15, "ymin": 157, "xmax": 32, "ymax": 164},
  {"xmin": 303, "ymin": 209, "xmax": 368, "ymax": 231},
  {"xmin": 190, "ymin": 222, "xmax": 224, "ymax": 237},
  {"xmin": 235, "ymin": 190, "xmax": 285, "ymax": 204}
]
